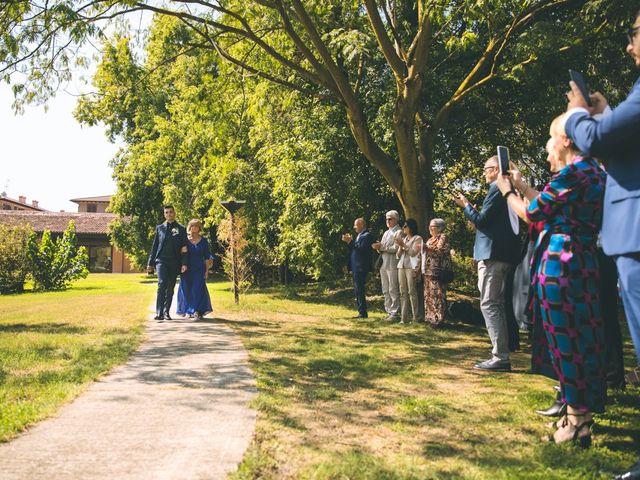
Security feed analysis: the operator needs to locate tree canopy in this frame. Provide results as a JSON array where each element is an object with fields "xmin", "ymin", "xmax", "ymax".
[{"xmin": 1, "ymin": 1, "xmax": 638, "ymax": 277}]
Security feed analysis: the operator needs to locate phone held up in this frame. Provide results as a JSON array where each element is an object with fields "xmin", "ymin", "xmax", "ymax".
[
  {"xmin": 568, "ymin": 69, "xmax": 592, "ymax": 107},
  {"xmin": 497, "ymin": 145, "xmax": 510, "ymax": 176}
]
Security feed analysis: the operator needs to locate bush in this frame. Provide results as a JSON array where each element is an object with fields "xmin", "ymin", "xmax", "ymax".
[
  {"xmin": 28, "ymin": 221, "xmax": 89, "ymax": 291},
  {"xmin": 451, "ymin": 252, "xmax": 477, "ymax": 294},
  {"xmin": 0, "ymin": 224, "xmax": 33, "ymax": 294}
]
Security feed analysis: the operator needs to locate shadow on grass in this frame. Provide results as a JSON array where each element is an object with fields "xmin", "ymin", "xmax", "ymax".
[
  {"xmin": 0, "ymin": 323, "xmax": 88, "ymax": 334},
  {"xmin": 223, "ymin": 280, "xmax": 640, "ymax": 477}
]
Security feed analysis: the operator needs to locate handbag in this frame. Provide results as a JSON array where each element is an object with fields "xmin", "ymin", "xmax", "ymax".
[{"xmin": 436, "ymin": 268, "xmax": 454, "ymax": 284}]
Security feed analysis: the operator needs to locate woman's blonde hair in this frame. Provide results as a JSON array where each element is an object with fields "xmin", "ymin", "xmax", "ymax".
[{"xmin": 187, "ymin": 219, "xmax": 203, "ymax": 232}]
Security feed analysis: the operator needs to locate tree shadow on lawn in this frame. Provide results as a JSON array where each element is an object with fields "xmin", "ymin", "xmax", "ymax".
[{"xmin": 0, "ymin": 323, "xmax": 88, "ymax": 335}]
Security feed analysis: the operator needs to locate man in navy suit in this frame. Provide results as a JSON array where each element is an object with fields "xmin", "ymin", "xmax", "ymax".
[
  {"xmin": 342, "ymin": 217, "xmax": 374, "ymax": 318},
  {"xmin": 147, "ymin": 205, "xmax": 188, "ymax": 320},
  {"xmin": 564, "ymin": 12, "xmax": 640, "ymax": 479},
  {"xmin": 454, "ymin": 156, "xmax": 521, "ymax": 371}
]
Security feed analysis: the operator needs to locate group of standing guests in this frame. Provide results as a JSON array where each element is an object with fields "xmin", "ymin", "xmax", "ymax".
[
  {"xmin": 147, "ymin": 205, "xmax": 214, "ymax": 321},
  {"xmin": 342, "ymin": 213, "xmax": 452, "ymax": 326},
  {"xmin": 342, "ymin": 12, "xmax": 640, "ymax": 476}
]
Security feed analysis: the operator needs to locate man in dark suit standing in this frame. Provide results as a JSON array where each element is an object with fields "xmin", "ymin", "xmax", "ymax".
[
  {"xmin": 454, "ymin": 156, "xmax": 520, "ymax": 371},
  {"xmin": 147, "ymin": 205, "xmax": 188, "ymax": 320},
  {"xmin": 342, "ymin": 217, "xmax": 374, "ymax": 318},
  {"xmin": 565, "ymin": 12, "xmax": 640, "ymax": 479}
]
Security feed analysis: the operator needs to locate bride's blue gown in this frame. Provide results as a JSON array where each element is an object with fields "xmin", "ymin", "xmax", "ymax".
[{"xmin": 177, "ymin": 238, "xmax": 213, "ymax": 316}]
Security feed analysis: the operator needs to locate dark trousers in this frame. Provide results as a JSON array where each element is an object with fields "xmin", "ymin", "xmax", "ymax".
[
  {"xmin": 156, "ymin": 261, "xmax": 179, "ymax": 316},
  {"xmin": 599, "ymin": 251, "xmax": 625, "ymax": 386},
  {"xmin": 352, "ymin": 270, "xmax": 368, "ymax": 317}
]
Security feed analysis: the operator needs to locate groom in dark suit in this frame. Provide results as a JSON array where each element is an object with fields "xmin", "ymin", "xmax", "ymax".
[
  {"xmin": 342, "ymin": 217, "xmax": 374, "ymax": 318},
  {"xmin": 147, "ymin": 205, "xmax": 188, "ymax": 320},
  {"xmin": 565, "ymin": 11, "xmax": 640, "ymax": 479}
]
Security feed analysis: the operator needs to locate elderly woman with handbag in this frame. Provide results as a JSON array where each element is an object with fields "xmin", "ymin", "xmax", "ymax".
[{"xmin": 422, "ymin": 218, "xmax": 452, "ymax": 327}]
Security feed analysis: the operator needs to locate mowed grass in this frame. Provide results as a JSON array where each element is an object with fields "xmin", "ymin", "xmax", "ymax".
[
  {"xmin": 0, "ymin": 274, "xmax": 153, "ymax": 441},
  {"xmin": 204, "ymin": 280, "xmax": 640, "ymax": 480}
]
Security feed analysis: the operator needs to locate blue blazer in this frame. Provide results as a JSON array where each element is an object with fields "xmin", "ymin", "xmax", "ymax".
[
  {"xmin": 347, "ymin": 229, "xmax": 374, "ymax": 273},
  {"xmin": 565, "ymin": 77, "xmax": 640, "ymax": 256},
  {"xmin": 464, "ymin": 183, "xmax": 521, "ymax": 264},
  {"xmin": 147, "ymin": 222, "xmax": 188, "ymax": 267}
]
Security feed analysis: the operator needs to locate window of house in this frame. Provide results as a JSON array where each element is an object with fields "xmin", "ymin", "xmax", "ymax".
[
  {"xmin": 86, "ymin": 204, "xmax": 97, "ymax": 212},
  {"xmin": 88, "ymin": 246, "xmax": 112, "ymax": 272}
]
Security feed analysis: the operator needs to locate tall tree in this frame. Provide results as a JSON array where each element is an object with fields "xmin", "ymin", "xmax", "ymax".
[{"xmin": 2, "ymin": 1, "xmax": 634, "ymax": 232}]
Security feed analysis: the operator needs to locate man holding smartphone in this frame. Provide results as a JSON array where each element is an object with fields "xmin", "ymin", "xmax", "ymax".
[
  {"xmin": 454, "ymin": 156, "xmax": 521, "ymax": 371},
  {"xmin": 564, "ymin": 12, "xmax": 640, "ymax": 480}
]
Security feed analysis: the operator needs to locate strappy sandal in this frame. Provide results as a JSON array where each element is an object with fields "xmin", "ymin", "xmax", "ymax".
[
  {"xmin": 551, "ymin": 413, "xmax": 593, "ymax": 448},
  {"xmin": 545, "ymin": 414, "xmax": 567, "ymax": 430},
  {"xmin": 625, "ymin": 366, "xmax": 640, "ymax": 386}
]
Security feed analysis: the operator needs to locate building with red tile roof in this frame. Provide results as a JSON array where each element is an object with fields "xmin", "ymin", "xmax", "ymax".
[
  {"xmin": 0, "ymin": 192, "xmax": 46, "ymax": 211},
  {"xmin": 0, "ymin": 209, "xmax": 137, "ymax": 273}
]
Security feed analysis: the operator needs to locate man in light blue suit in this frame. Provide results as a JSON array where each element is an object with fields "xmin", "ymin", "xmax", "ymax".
[{"xmin": 564, "ymin": 11, "xmax": 640, "ymax": 479}]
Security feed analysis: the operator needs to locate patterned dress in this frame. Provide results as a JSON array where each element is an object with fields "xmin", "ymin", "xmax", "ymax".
[
  {"xmin": 527, "ymin": 157, "xmax": 607, "ymax": 413},
  {"xmin": 422, "ymin": 233, "xmax": 451, "ymax": 326}
]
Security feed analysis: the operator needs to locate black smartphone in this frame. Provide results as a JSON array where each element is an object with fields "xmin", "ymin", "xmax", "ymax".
[
  {"xmin": 497, "ymin": 145, "xmax": 510, "ymax": 176},
  {"xmin": 569, "ymin": 69, "xmax": 592, "ymax": 107}
]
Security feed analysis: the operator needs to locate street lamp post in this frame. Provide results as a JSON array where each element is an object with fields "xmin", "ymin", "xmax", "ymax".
[{"xmin": 220, "ymin": 200, "xmax": 245, "ymax": 304}]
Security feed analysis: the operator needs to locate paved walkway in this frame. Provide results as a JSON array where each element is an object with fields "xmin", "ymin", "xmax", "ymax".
[{"xmin": 0, "ymin": 311, "xmax": 257, "ymax": 480}]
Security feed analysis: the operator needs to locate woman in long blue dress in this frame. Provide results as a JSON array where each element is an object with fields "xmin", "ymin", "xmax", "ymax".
[
  {"xmin": 497, "ymin": 114, "xmax": 607, "ymax": 447},
  {"xmin": 177, "ymin": 219, "xmax": 214, "ymax": 319}
]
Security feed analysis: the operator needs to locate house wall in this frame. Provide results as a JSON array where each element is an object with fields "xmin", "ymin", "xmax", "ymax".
[
  {"xmin": 111, "ymin": 246, "xmax": 139, "ymax": 273},
  {"xmin": 76, "ymin": 202, "xmax": 109, "ymax": 213}
]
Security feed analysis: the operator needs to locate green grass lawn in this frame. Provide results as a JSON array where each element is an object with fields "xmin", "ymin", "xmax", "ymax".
[
  {"xmin": 0, "ymin": 274, "xmax": 153, "ymax": 441},
  {"xmin": 205, "ymin": 280, "xmax": 640, "ymax": 480},
  {"xmin": 1, "ymin": 274, "xmax": 637, "ymax": 479}
]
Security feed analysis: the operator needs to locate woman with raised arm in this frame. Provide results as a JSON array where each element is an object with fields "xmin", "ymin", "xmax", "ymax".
[{"xmin": 496, "ymin": 114, "xmax": 607, "ymax": 447}]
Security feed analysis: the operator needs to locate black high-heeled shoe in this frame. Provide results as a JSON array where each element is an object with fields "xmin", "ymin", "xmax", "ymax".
[
  {"xmin": 535, "ymin": 389, "xmax": 566, "ymax": 417},
  {"xmin": 536, "ymin": 399, "xmax": 566, "ymax": 417}
]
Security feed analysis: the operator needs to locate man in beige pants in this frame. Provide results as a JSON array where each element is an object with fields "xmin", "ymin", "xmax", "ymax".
[{"xmin": 372, "ymin": 210, "xmax": 401, "ymax": 321}]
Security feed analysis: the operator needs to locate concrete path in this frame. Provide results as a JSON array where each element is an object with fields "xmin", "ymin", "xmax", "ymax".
[{"xmin": 0, "ymin": 312, "xmax": 257, "ymax": 480}]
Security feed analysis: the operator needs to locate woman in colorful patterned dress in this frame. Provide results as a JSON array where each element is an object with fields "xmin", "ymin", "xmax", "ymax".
[
  {"xmin": 421, "ymin": 218, "xmax": 452, "ymax": 327},
  {"xmin": 496, "ymin": 114, "xmax": 607, "ymax": 447}
]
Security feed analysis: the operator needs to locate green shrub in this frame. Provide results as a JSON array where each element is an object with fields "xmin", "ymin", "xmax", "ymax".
[
  {"xmin": 28, "ymin": 221, "xmax": 89, "ymax": 291},
  {"xmin": 451, "ymin": 252, "xmax": 477, "ymax": 294},
  {"xmin": 0, "ymin": 223, "xmax": 33, "ymax": 294}
]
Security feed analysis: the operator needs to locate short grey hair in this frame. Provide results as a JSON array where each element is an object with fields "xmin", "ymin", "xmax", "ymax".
[
  {"xmin": 429, "ymin": 218, "xmax": 446, "ymax": 232},
  {"xmin": 385, "ymin": 210, "xmax": 400, "ymax": 220}
]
